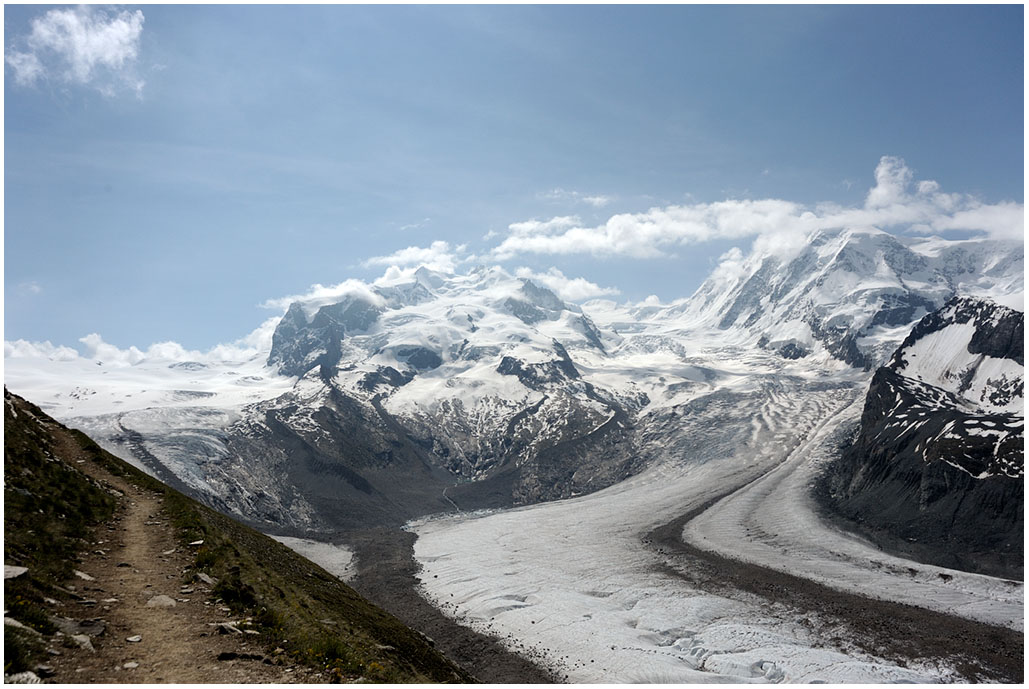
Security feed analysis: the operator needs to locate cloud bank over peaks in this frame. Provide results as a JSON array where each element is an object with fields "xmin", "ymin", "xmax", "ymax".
[
  {"xmin": 514, "ymin": 267, "xmax": 620, "ymax": 302},
  {"xmin": 5, "ymin": 6, "xmax": 146, "ymax": 97},
  {"xmin": 490, "ymin": 156, "xmax": 1024, "ymax": 261},
  {"xmin": 261, "ymin": 279, "xmax": 385, "ymax": 315},
  {"xmin": 363, "ymin": 240, "xmax": 466, "ymax": 274},
  {"xmin": 4, "ymin": 340, "xmax": 79, "ymax": 362},
  {"xmin": 4, "ymin": 318, "xmax": 281, "ymax": 369}
]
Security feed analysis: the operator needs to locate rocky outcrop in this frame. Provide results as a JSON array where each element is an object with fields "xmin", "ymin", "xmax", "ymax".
[
  {"xmin": 268, "ymin": 298, "xmax": 382, "ymax": 377},
  {"xmin": 817, "ymin": 298, "xmax": 1024, "ymax": 579}
]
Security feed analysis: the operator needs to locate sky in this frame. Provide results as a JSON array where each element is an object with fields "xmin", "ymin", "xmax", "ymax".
[{"xmin": 4, "ymin": 3, "xmax": 1024, "ymax": 355}]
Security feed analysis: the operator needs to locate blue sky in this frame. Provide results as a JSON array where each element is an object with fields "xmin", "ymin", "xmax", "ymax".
[{"xmin": 4, "ymin": 4, "xmax": 1024, "ymax": 353}]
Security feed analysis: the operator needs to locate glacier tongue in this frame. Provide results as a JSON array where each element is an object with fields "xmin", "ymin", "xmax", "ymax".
[{"xmin": 412, "ymin": 378, "xmax": 1011, "ymax": 683}]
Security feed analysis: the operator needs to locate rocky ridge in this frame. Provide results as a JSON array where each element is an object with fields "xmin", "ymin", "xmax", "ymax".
[{"xmin": 817, "ymin": 297, "xmax": 1024, "ymax": 578}]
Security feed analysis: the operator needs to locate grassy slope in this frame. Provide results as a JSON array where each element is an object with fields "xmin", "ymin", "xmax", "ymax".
[
  {"xmin": 4, "ymin": 390, "xmax": 472, "ymax": 682},
  {"xmin": 4, "ymin": 390, "xmax": 119, "ymax": 673}
]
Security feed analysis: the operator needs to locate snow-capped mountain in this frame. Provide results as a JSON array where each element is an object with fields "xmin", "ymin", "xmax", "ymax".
[
  {"xmin": 666, "ymin": 229, "xmax": 1023, "ymax": 368},
  {"xmin": 4, "ymin": 228, "xmax": 1022, "ymax": 545},
  {"xmin": 818, "ymin": 296, "xmax": 1023, "ymax": 578}
]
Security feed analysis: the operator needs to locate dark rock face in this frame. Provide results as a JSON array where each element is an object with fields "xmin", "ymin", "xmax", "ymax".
[
  {"xmin": 394, "ymin": 347, "xmax": 443, "ymax": 371},
  {"xmin": 503, "ymin": 280, "xmax": 568, "ymax": 325},
  {"xmin": 519, "ymin": 279, "xmax": 566, "ymax": 312},
  {"xmin": 496, "ymin": 343, "xmax": 580, "ymax": 390},
  {"xmin": 358, "ymin": 366, "xmax": 413, "ymax": 392},
  {"xmin": 577, "ymin": 315, "xmax": 606, "ymax": 352},
  {"xmin": 267, "ymin": 298, "xmax": 382, "ymax": 377},
  {"xmin": 817, "ymin": 298, "xmax": 1024, "ymax": 579},
  {"xmin": 806, "ymin": 318, "xmax": 868, "ymax": 370},
  {"xmin": 777, "ymin": 342, "xmax": 809, "ymax": 360},
  {"xmin": 503, "ymin": 298, "xmax": 549, "ymax": 325},
  {"xmin": 866, "ymin": 292, "xmax": 938, "ymax": 329}
]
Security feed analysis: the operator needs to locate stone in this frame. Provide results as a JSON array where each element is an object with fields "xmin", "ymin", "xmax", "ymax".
[
  {"xmin": 211, "ymin": 622, "xmax": 242, "ymax": 635},
  {"xmin": 196, "ymin": 572, "xmax": 216, "ymax": 585},
  {"xmin": 72, "ymin": 570, "xmax": 95, "ymax": 582},
  {"xmin": 145, "ymin": 595, "xmax": 176, "ymax": 608},
  {"xmin": 52, "ymin": 617, "xmax": 106, "ymax": 638},
  {"xmin": 4, "ymin": 671, "xmax": 41, "ymax": 683},
  {"xmin": 217, "ymin": 651, "xmax": 267, "ymax": 662},
  {"xmin": 4, "ymin": 565, "xmax": 29, "ymax": 579},
  {"xmin": 123, "ymin": 662, "xmax": 139, "ymax": 670},
  {"xmin": 70, "ymin": 634, "xmax": 95, "ymax": 652},
  {"xmin": 4, "ymin": 618, "xmax": 42, "ymax": 636},
  {"xmin": 126, "ymin": 635, "xmax": 142, "ymax": 643}
]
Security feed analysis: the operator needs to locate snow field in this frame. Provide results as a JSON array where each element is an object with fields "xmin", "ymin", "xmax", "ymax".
[{"xmin": 411, "ymin": 385, "xmax": 951, "ymax": 682}]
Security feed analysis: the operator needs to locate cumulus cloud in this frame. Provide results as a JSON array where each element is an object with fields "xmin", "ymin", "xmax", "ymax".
[
  {"xmin": 5, "ymin": 6, "xmax": 145, "ymax": 96},
  {"xmin": 362, "ymin": 240, "xmax": 465, "ymax": 273},
  {"xmin": 493, "ymin": 200, "xmax": 803, "ymax": 260},
  {"xmin": 4, "ymin": 339, "xmax": 79, "ymax": 361},
  {"xmin": 74, "ymin": 332, "xmax": 268, "ymax": 366},
  {"xmin": 491, "ymin": 157, "xmax": 1023, "ymax": 261},
  {"xmin": 864, "ymin": 155, "xmax": 913, "ymax": 209},
  {"xmin": 507, "ymin": 215, "xmax": 582, "ymax": 238},
  {"xmin": 929, "ymin": 201, "xmax": 1025, "ymax": 241},
  {"xmin": 539, "ymin": 188, "xmax": 612, "ymax": 208},
  {"xmin": 261, "ymin": 279, "xmax": 385, "ymax": 314},
  {"xmin": 514, "ymin": 267, "xmax": 621, "ymax": 302}
]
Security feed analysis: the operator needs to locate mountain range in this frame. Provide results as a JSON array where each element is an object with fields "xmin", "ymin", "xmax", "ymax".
[{"xmin": 5, "ymin": 227, "xmax": 1024, "ymax": 574}]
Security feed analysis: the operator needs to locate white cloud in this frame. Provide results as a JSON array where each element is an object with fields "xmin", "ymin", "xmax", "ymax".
[
  {"xmin": 929, "ymin": 201, "xmax": 1026, "ymax": 242},
  {"xmin": 72, "ymin": 323, "xmax": 278, "ymax": 367},
  {"xmin": 514, "ymin": 267, "xmax": 620, "ymax": 302},
  {"xmin": 493, "ymin": 199, "xmax": 803, "ymax": 260},
  {"xmin": 17, "ymin": 281, "xmax": 43, "ymax": 296},
  {"xmin": 492, "ymin": 157, "xmax": 1023, "ymax": 261},
  {"xmin": 539, "ymin": 188, "xmax": 612, "ymax": 208},
  {"xmin": 508, "ymin": 216, "xmax": 582, "ymax": 238},
  {"xmin": 5, "ymin": 6, "xmax": 145, "ymax": 96},
  {"xmin": 362, "ymin": 240, "xmax": 463, "ymax": 273},
  {"xmin": 400, "ymin": 217, "xmax": 431, "ymax": 231},
  {"xmin": 261, "ymin": 279, "xmax": 385, "ymax": 313},
  {"xmin": 5, "ymin": 50, "xmax": 44, "ymax": 86},
  {"xmin": 865, "ymin": 155, "xmax": 912, "ymax": 209},
  {"xmin": 6, "ymin": 319, "xmax": 286, "ymax": 369},
  {"xmin": 4, "ymin": 339, "xmax": 79, "ymax": 361}
]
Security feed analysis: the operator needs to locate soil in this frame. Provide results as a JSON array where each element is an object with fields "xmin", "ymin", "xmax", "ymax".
[
  {"xmin": 648, "ymin": 504, "xmax": 1024, "ymax": 683},
  {"xmin": 346, "ymin": 527, "xmax": 560, "ymax": 683},
  {"xmin": 40, "ymin": 433, "xmax": 324, "ymax": 683}
]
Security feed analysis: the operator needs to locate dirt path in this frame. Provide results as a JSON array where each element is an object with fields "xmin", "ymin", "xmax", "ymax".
[{"xmin": 44, "ymin": 433, "xmax": 321, "ymax": 683}]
